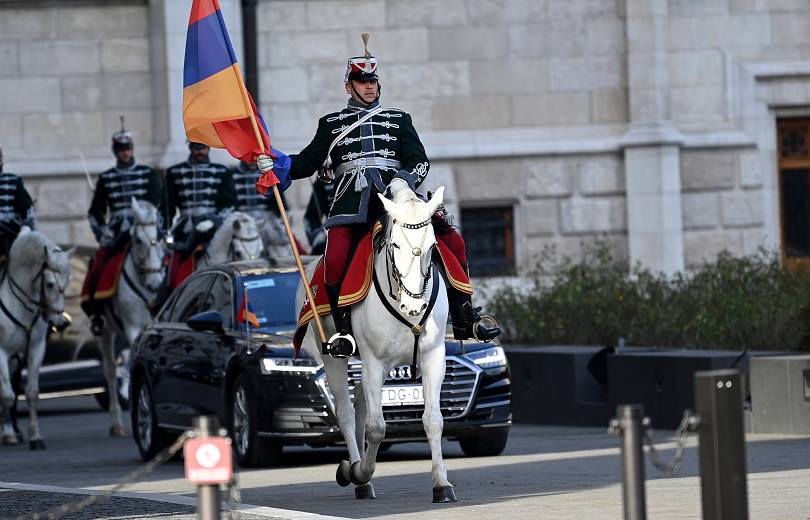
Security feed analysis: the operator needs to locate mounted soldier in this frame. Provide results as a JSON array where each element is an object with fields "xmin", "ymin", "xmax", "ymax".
[
  {"xmin": 231, "ymin": 160, "xmax": 306, "ymax": 256},
  {"xmin": 0, "ymin": 144, "xmax": 35, "ymax": 260},
  {"xmin": 258, "ymin": 34, "xmax": 500, "ymax": 357},
  {"xmin": 303, "ymin": 179, "xmax": 335, "ymax": 255},
  {"xmin": 83, "ymin": 124, "xmax": 162, "ymax": 334},
  {"xmin": 165, "ymin": 141, "xmax": 237, "ymax": 290}
]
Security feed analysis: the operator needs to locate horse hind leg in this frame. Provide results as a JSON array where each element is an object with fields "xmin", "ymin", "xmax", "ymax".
[
  {"xmin": 321, "ymin": 358, "xmax": 362, "ymax": 489},
  {"xmin": 420, "ymin": 346, "xmax": 456, "ymax": 503},
  {"xmin": 0, "ymin": 353, "xmax": 19, "ymax": 446},
  {"xmin": 99, "ymin": 325, "xmax": 126, "ymax": 437}
]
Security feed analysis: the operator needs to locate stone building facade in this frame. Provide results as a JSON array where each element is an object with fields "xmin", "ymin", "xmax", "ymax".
[{"xmin": 2, "ymin": 0, "xmax": 810, "ymax": 278}]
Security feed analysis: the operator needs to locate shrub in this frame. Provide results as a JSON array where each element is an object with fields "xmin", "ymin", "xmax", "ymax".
[{"xmin": 489, "ymin": 245, "xmax": 810, "ymax": 351}]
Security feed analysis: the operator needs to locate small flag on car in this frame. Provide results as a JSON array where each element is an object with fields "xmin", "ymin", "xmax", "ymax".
[{"xmin": 237, "ymin": 296, "xmax": 260, "ymax": 328}]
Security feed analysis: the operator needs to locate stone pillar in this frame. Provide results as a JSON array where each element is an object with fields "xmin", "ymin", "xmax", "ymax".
[
  {"xmin": 149, "ymin": 0, "xmax": 243, "ymax": 168},
  {"xmin": 621, "ymin": 0, "xmax": 685, "ymax": 275}
]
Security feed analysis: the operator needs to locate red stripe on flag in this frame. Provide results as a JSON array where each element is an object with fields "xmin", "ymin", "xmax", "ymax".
[{"xmin": 189, "ymin": 0, "xmax": 220, "ymax": 25}]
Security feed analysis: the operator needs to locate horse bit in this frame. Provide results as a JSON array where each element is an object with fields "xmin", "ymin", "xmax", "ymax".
[
  {"xmin": 229, "ymin": 230, "xmax": 261, "ymax": 260},
  {"xmin": 385, "ymin": 216, "xmax": 433, "ymax": 301}
]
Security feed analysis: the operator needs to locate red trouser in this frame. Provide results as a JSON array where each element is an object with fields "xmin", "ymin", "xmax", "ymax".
[{"xmin": 324, "ymin": 218, "xmax": 468, "ymax": 287}]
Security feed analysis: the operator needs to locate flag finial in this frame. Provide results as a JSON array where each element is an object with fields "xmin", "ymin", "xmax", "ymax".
[{"xmin": 361, "ymin": 32, "xmax": 370, "ymax": 58}]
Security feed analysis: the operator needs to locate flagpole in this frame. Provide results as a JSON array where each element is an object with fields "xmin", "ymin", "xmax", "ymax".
[
  {"xmin": 243, "ymin": 282, "xmax": 252, "ymax": 354},
  {"xmin": 233, "ymin": 66, "xmax": 328, "ymax": 347}
]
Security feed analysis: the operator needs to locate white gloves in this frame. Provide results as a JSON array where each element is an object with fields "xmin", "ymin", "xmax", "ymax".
[
  {"xmin": 387, "ymin": 178, "xmax": 409, "ymax": 199},
  {"xmin": 195, "ymin": 219, "xmax": 214, "ymax": 233},
  {"xmin": 257, "ymin": 154, "xmax": 274, "ymax": 174}
]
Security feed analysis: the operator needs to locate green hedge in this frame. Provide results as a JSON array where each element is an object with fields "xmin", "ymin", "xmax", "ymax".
[{"xmin": 488, "ymin": 245, "xmax": 810, "ymax": 351}]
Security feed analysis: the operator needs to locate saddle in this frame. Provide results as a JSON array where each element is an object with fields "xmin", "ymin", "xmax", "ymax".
[
  {"xmin": 80, "ymin": 244, "xmax": 129, "ymax": 316},
  {"xmin": 167, "ymin": 244, "xmax": 205, "ymax": 292},
  {"xmin": 292, "ymin": 221, "xmax": 472, "ymax": 353}
]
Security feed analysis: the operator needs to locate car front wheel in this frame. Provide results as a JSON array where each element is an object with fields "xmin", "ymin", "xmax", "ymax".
[
  {"xmin": 230, "ymin": 372, "xmax": 282, "ymax": 467},
  {"xmin": 458, "ymin": 428, "xmax": 509, "ymax": 457},
  {"xmin": 131, "ymin": 376, "xmax": 167, "ymax": 461}
]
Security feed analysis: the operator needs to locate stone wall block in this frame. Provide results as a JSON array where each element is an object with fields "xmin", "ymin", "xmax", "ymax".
[
  {"xmin": 429, "ymin": 26, "xmax": 508, "ymax": 61},
  {"xmin": 511, "ymin": 92, "xmax": 590, "ymax": 127},
  {"xmin": 688, "ymin": 14, "xmax": 771, "ymax": 48},
  {"xmin": 101, "ymin": 73, "xmax": 153, "ymax": 109},
  {"xmin": 71, "ymin": 220, "xmax": 96, "ymax": 247},
  {"xmin": 261, "ymin": 67, "xmax": 310, "ymax": 103},
  {"xmin": 23, "ymin": 111, "xmax": 104, "ymax": 147},
  {"xmin": 431, "ymin": 97, "xmax": 511, "ymax": 131},
  {"xmin": 681, "ymin": 150, "xmax": 736, "ymax": 190},
  {"xmin": 509, "ymin": 22, "xmax": 585, "ymax": 58},
  {"xmin": 771, "ymin": 13, "xmax": 810, "ymax": 46},
  {"xmin": 738, "ymin": 151, "xmax": 763, "ymax": 188},
  {"xmin": 591, "ymin": 88, "xmax": 629, "ymax": 124},
  {"xmin": 258, "ymin": 1, "xmax": 308, "ymax": 32},
  {"xmin": 37, "ymin": 179, "xmax": 89, "ymax": 218},
  {"xmin": 386, "ymin": 62, "xmax": 470, "ymax": 99},
  {"xmin": 366, "ymin": 28, "xmax": 429, "ymax": 63},
  {"xmin": 55, "ymin": 6, "xmax": 148, "ymax": 38},
  {"xmin": 682, "ymin": 191, "xmax": 720, "ymax": 230},
  {"xmin": 466, "ymin": 0, "xmax": 549, "ymax": 24},
  {"xmin": 732, "ymin": 0, "xmax": 808, "ymax": 11},
  {"xmin": 0, "ymin": 116, "xmax": 22, "ymax": 148},
  {"xmin": 549, "ymin": 0, "xmax": 619, "ymax": 19},
  {"xmin": 101, "ymin": 38, "xmax": 150, "ymax": 73},
  {"xmin": 470, "ymin": 59, "xmax": 549, "ymax": 95},
  {"xmin": 578, "ymin": 156, "xmax": 624, "ymax": 195},
  {"xmin": 722, "ymin": 191, "xmax": 763, "ymax": 228},
  {"xmin": 101, "ymin": 109, "xmax": 153, "ymax": 146},
  {"xmin": 0, "ymin": 78, "xmax": 61, "ymax": 114},
  {"xmin": 669, "ymin": 0, "xmax": 731, "ymax": 15},
  {"xmin": 560, "ymin": 196, "xmax": 626, "ymax": 234},
  {"xmin": 61, "ymin": 76, "xmax": 103, "ymax": 111},
  {"xmin": 524, "ymin": 159, "xmax": 575, "ymax": 197},
  {"xmin": 268, "ymin": 31, "xmax": 349, "ymax": 67},
  {"xmin": 586, "ymin": 19, "xmax": 626, "ymax": 55},
  {"xmin": 671, "ymin": 85, "xmax": 726, "ymax": 121},
  {"xmin": 455, "ymin": 158, "xmax": 522, "ymax": 200},
  {"xmin": 306, "ymin": 64, "xmax": 350, "ymax": 102},
  {"xmin": 527, "ymin": 234, "xmax": 629, "ymax": 269},
  {"xmin": 550, "ymin": 55, "xmax": 626, "ymax": 91},
  {"xmin": 306, "ymin": 1, "xmax": 386, "ymax": 30},
  {"xmin": 20, "ymin": 41, "xmax": 100, "ymax": 76},
  {"xmin": 684, "ymin": 230, "xmax": 744, "ymax": 267},
  {"xmin": 524, "ymin": 199, "xmax": 558, "ymax": 237},
  {"xmin": 385, "ymin": 0, "xmax": 467, "ymax": 26},
  {"xmin": 0, "ymin": 43, "xmax": 19, "ymax": 77},
  {"xmin": 670, "ymin": 50, "xmax": 724, "ymax": 86},
  {"xmin": 37, "ymin": 221, "xmax": 72, "ymax": 245},
  {"xmin": 0, "ymin": 10, "xmax": 55, "ymax": 41}
]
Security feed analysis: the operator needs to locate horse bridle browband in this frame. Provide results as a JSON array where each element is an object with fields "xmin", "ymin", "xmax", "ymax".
[
  {"xmin": 384, "ymin": 216, "xmax": 433, "ymax": 301},
  {"xmin": 229, "ymin": 231, "xmax": 261, "ymax": 260}
]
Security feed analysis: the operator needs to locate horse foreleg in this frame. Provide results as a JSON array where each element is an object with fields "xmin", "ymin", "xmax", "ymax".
[
  {"xmin": 351, "ymin": 359, "xmax": 387, "ymax": 487},
  {"xmin": 25, "ymin": 331, "xmax": 47, "ymax": 450},
  {"xmin": 0, "ymin": 351, "xmax": 18, "ymax": 446},
  {"xmin": 323, "ymin": 357, "xmax": 362, "ymax": 489},
  {"xmin": 420, "ymin": 345, "xmax": 455, "ymax": 502},
  {"xmin": 99, "ymin": 326, "xmax": 125, "ymax": 436}
]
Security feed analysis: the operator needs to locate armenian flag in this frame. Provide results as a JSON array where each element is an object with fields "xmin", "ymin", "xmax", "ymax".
[
  {"xmin": 237, "ymin": 296, "xmax": 260, "ymax": 328},
  {"xmin": 183, "ymin": 0, "xmax": 273, "ymax": 166}
]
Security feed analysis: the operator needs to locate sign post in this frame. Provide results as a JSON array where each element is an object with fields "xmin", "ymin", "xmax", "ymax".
[{"xmin": 185, "ymin": 416, "xmax": 232, "ymax": 520}]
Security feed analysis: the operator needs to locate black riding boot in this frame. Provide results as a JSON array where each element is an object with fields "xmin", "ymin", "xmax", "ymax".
[
  {"xmin": 448, "ymin": 290, "xmax": 502, "ymax": 342},
  {"xmin": 324, "ymin": 283, "xmax": 356, "ymax": 358}
]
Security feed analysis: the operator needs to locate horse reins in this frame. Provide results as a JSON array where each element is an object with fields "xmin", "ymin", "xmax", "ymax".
[
  {"xmin": 229, "ymin": 231, "xmax": 261, "ymax": 261},
  {"xmin": 384, "ymin": 216, "xmax": 433, "ymax": 301}
]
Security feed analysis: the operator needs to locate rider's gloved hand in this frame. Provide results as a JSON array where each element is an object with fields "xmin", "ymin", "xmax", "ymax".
[
  {"xmin": 100, "ymin": 226, "xmax": 114, "ymax": 242},
  {"xmin": 386, "ymin": 178, "xmax": 409, "ymax": 199},
  {"xmin": 195, "ymin": 219, "xmax": 214, "ymax": 233},
  {"xmin": 257, "ymin": 154, "xmax": 274, "ymax": 174}
]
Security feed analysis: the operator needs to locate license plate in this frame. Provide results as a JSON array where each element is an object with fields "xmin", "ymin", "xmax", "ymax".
[{"xmin": 381, "ymin": 385, "xmax": 424, "ymax": 406}]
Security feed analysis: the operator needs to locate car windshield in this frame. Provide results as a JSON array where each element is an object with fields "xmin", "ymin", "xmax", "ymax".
[{"xmin": 236, "ymin": 272, "xmax": 299, "ymax": 332}]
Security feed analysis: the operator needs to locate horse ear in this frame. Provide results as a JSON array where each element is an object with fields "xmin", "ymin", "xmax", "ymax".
[
  {"xmin": 425, "ymin": 186, "xmax": 445, "ymax": 215},
  {"xmin": 131, "ymin": 197, "xmax": 144, "ymax": 219},
  {"xmin": 232, "ymin": 218, "xmax": 241, "ymax": 231},
  {"xmin": 377, "ymin": 193, "xmax": 397, "ymax": 216},
  {"xmin": 63, "ymin": 246, "xmax": 76, "ymax": 259}
]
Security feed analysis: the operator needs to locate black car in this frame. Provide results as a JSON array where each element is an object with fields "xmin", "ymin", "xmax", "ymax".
[{"xmin": 130, "ymin": 259, "xmax": 511, "ymax": 467}]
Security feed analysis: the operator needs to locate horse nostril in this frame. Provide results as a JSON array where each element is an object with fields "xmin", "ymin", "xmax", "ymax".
[
  {"xmin": 399, "ymin": 303, "xmax": 407, "ymax": 313},
  {"xmin": 420, "ymin": 303, "xmax": 427, "ymax": 312}
]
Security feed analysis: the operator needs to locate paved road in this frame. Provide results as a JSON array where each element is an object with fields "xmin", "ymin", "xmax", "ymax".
[{"xmin": 2, "ymin": 396, "xmax": 809, "ymax": 519}]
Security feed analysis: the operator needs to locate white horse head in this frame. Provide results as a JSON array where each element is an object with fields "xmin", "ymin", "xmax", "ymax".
[
  {"xmin": 256, "ymin": 215, "xmax": 289, "ymax": 260},
  {"xmin": 377, "ymin": 186, "xmax": 445, "ymax": 317},
  {"xmin": 130, "ymin": 198, "xmax": 164, "ymax": 292},
  {"xmin": 205, "ymin": 211, "xmax": 263, "ymax": 265},
  {"xmin": 8, "ymin": 230, "xmax": 74, "ymax": 328}
]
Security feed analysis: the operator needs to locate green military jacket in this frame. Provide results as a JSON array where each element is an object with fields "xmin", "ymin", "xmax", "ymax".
[{"xmin": 289, "ymin": 99, "xmax": 429, "ymax": 229}]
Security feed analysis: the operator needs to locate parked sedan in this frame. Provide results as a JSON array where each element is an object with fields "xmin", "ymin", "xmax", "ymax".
[{"xmin": 130, "ymin": 259, "xmax": 511, "ymax": 467}]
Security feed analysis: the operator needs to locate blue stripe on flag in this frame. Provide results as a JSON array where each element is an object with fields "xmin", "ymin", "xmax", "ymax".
[{"xmin": 183, "ymin": 9, "xmax": 238, "ymax": 88}]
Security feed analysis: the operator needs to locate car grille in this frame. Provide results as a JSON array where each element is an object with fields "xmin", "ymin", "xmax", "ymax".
[{"xmin": 329, "ymin": 356, "xmax": 480, "ymax": 424}]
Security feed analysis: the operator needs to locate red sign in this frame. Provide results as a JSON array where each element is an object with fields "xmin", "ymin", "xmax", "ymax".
[{"xmin": 184, "ymin": 437, "xmax": 233, "ymax": 484}]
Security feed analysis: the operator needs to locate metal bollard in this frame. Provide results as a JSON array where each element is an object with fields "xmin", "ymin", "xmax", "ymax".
[
  {"xmin": 611, "ymin": 404, "xmax": 648, "ymax": 520},
  {"xmin": 694, "ymin": 370, "xmax": 749, "ymax": 520},
  {"xmin": 194, "ymin": 416, "xmax": 221, "ymax": 520}
]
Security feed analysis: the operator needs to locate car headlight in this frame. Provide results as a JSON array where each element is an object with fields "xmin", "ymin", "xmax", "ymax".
[
  {"xmin": 260, "ymin": 357, "xmax": 323, "ymax": 375},
  {"xmin": 466, "ymin": 346, "xmax": 507, "ymax": 369}
]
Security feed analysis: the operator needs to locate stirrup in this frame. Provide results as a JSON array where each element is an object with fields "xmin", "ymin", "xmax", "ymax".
[
  {"xmin": 472, "ymin": 314, "xmax": 500, "ymax": 343},
  {"xmin": 324, "ymin": 332, "xmax": 357, "ymax": 359}
]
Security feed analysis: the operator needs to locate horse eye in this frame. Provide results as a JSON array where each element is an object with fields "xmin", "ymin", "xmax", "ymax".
[{"xmin": 46, "ymin": 281, "xmax": 55, "ymax": 289}]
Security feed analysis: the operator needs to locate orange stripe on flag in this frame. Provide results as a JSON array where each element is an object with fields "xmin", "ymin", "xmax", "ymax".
[{"xmin": 182, "ymin": 65, "xmax": 250, "ymax": 140}]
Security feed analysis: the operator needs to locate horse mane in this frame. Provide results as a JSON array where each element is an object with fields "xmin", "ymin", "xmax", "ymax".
[
  {"xmin": 385, "ymin": 188, "xmax": 427, "ymax": 229},
  {"xmin": 9, "ymin": 230, "xmax": 68, "ymax": 274}
]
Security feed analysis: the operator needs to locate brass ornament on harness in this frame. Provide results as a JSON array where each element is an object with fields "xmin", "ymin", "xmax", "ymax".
[{"xmin": 411, "ymin": 324, "xmax": 423, "ymax": 336}]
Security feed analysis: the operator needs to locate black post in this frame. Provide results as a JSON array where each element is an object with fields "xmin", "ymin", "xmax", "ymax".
[
  {"xmin": 194, "ymin": 416, "xmax": 221, "ymax": 520},
  {"xmin": 616, "ymin": 404, "xmax": 647, "ymax": 520},
  {"xmin": 241, "ymin": 0, "xmax": 259, "ymax": 103},
  {"xmin": 694, "ymin": 370, "xmax": 749, "ymax": 520}
]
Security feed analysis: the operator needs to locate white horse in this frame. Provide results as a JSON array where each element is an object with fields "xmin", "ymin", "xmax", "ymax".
[
  {"xmin": 197, "ymin": 211, "xmax": 264, "ymax": 268},
  {"xmin": 297, "ymin": 186, "xmax": 456, "ymax": 502},
  {"xmin": 99, "ymin": 199, "xmax": 165, "ymax": 436},
  {"xmin": 256, "ymin": 215, "xmax": 290, "ymax": 260},
  {"xmin": 0, "ymin": 229, "xmax": 73, "ymax": 449}
]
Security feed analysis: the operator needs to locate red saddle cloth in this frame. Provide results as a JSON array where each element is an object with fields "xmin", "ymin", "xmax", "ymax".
[
  {"xmin": 292, "ymin": 222, "xmax": 472, "ymax": 351},
  {"xmin": 167, "ymin": 245, "xmax": 204, "ymax": 292},
  {"xmin": 81, "ymin": 246, "xmax": 129, "ymax": 315}
]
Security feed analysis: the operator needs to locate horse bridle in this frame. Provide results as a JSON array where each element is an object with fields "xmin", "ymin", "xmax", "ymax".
[
  {"xmin": 384, "ymin": 216, "xmax": 434, "ymax": 301},
  {"xmin": 1, "ymin": 247, "xmax": 67, "ymax": 336},
  {"xmin": 229, "ymin": 230, "xmax": 262, "ymax": 261},
  {"xmin": 131, "ymin": 220, "xmax": 164, "ymax": 278}
]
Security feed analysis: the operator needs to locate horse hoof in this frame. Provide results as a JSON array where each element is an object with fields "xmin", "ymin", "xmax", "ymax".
[
  {"xmin": 336, "ymin": 460, "xmax": 352, "ymax": 487},
  {"xmin": 29, "ymin": 439, "xmax": 46, "ymax": 451},
  {"xmin": 349, "ymin": 460, "xmax": 370, "ymax": 486},
  {"xmin": 109, "ymin": 425, "xmax": 126, "ymax": 437},
  {"xmin": 355, "ymin": 483, "xmax": 376, "ymax": 500},
  {"xmin": 2, "ymin": 434, "xmax": 19, "ymax": 446},
  {"xmin": 432, "ymin": 485, "xmax": 457, "ymax": 503}
]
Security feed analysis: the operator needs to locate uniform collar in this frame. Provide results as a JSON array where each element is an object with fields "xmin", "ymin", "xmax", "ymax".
[
  {"xmin": 187, "ymin": 155, "xmax": 211, "ymax": 165},
  {"xmin": 348, "ymin": 98, "xmax": 380, "ymax": 111},
  {"xmin": 116, "ymin": 159, "xmax": 136, "ymax": 170}
]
